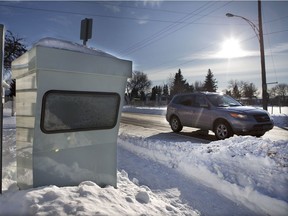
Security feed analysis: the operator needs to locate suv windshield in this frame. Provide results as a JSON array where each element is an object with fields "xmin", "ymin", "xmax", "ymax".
[{"xmin": 207, "ymin": 94, "xmax": 242, "ymax": 107}]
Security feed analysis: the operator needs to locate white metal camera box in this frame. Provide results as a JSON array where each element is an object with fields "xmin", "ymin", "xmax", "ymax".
[{"xmin": 12, "ymin": 38, "xmax": 132, "ymax": 189}]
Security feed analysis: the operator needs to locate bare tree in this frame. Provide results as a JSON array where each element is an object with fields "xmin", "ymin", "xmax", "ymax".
[
  {"xmin": 126, "ymin": 71, "xmax": 151, "ymax": 100},
  {"xmin": 242, "ymin": 82, "xmax": 259, "ymax": 99},
  {"xmin": 227, "ymin": 80, "xmax": 242, "ymax": 99},
  {"xmin": 274, "ymin": 83, "xmax": 288, "ymax": 97},
  {"xmin": 269, "ymin": 83, "xmax": 288, "ymax": 106},
  {"xmin": 194, "ymin": 81, "xmax": 204, "ymax": 92},
  {"xmin": 5, "ymin": 30, "xmax": 27, "ymax": 70},
  {"xmin": 226, "ymin": 80, "xmax": 259, "ymax": 100}
]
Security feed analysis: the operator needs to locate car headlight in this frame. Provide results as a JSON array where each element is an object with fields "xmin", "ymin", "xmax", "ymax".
[{"xmin": 230, "ymin": 113, "xmax": 248, "ymax": 119}]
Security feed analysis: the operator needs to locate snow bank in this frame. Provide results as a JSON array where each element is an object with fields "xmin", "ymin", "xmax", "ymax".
[
  {"xmin": 0, "ymin": 170, "xmax": 198, "ymax": 216},
  {"xmin": 0, "ymin": 107, "xmax": 197, "ymax": 216},
  {"xmin": 118, "ymin": 134, "xmax": 288, "ymax": 216}
]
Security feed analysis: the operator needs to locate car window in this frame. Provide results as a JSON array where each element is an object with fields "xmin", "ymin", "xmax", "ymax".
[
  {"xmin": 207, "ymin": 94, "xmax": 242, "ymax": 107},
  {"xmin": 179, "ymin": 96, "xmax": 193, "ymax": 106},
  {"xmin": 194, "ymin": 95, "xmax": 208, "ymax": 107},
  {"xmin": 173, "ymin": 95, "xmax": 195, "ymax": 107}
]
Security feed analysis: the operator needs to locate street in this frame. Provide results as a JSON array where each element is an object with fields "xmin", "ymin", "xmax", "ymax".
[{"xmin": 120, "ymin": 112, "xmax": 288, "ymax": 142}]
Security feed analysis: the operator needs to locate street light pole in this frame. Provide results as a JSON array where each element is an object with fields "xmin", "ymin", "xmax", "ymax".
[{"xmin": 226, "ymin": 0, "xmax": 268, "ymax": 110}]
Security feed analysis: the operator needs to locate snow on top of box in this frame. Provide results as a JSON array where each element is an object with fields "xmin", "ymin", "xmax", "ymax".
[{"xmin": 35, "ymin": 37, "xmax": 117, "ymax": 58}]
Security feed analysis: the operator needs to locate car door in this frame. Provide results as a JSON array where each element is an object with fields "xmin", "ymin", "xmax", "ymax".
[
  {"xmin": 192, "ymin": 95, "xmax": 212, "ymax": 129},
  {"xmin": 176, "ymin": 95, "xmax": 195, "ymax": 127}
]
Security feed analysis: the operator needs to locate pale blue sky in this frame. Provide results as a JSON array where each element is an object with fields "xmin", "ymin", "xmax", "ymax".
[{"xmin": 1, "ymin": 1, "xmax": 287, "ymax": 93}]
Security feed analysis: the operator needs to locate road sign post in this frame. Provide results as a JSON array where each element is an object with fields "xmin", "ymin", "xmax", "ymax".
[{"xmin": 0, "ymin": 24, "xmax": 5, "ymax": 194}]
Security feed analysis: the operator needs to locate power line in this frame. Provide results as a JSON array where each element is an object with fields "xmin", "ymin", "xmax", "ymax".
[
  {"xmin": 1, "ymin": 2, "xmax": 286, "ymax": 25},
  {"xmin": 2, "ymin": 3, "xmax": 285, "ymax": 28},
  {"xmin": 264, "ymin": 29, "xmax": 288, "ymax": 35},
  {"xmin": 118, "ymin": 1, "xmax": 216, "ymax": 55},
  {"xmin": 119, "ymin": 1, "xmax": 233, "ymax": 56},
  {"xmin": 264, "ymin": 15, "xmax": 288, "ymax": 24},
  {"xmin": 0, "ymin": 2, "xmax": 243, "ymax": 28},
  {"xmin": 118, "ymin": 1, "xmax": 288, "ymax": 56},
  {"xmin": 1, "ymin": 2, "xmax": 286, "ymax": 58},
  {"xmin": 86, "ymin": 1, "xmax": 238, "ymax": 20},
  {"xmin": 89, "ymin": 1, "xmax": 186, "ymax": 15},
  {"xmin": 0, "ymin": 3, "xmax": 192, "ymax": 24},
  {"xmin": 144, "ymin": 27, "xmax": 287, "ymax": 76}
]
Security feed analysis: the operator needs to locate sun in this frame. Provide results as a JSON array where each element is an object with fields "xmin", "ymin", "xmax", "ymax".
[{"xmin": 218, "ymin": 38, "xmax": 245, "ymax": 59}]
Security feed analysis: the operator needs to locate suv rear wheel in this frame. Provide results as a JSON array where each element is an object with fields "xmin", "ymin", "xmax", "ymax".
[
  {"xmin": 170, "ymin": 116, "xmax": 183, "ymax": 132},
  {"xmin": 214, "ymin": 120, "xmax": 233, "ymax": 140}
]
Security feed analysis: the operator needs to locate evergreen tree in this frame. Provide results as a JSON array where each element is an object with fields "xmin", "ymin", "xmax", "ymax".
[
  {"xmin": 151, "ymin": 87, "xmax": 156, "ymax": 101},
  {"xmin": 232, "ymin": 85, "xmax": 241, "ymax": 99},
  {"xmin": 225, "ymin": 89, "xmax": 232, "ymax": 97},
  {"xmin": 163, "ymin": 84, "xmax": 169, "ymax": 96},
  {"xmin": 150, "ymin": 86, "xmax": 162, "ymax": 101},
  {"xmin": 170, "ymin": 69, "xmax": 192, "ymax": 96},
  {"xmin": 203, "ymin": 69, "xmax": 217, "ymax": 92}
]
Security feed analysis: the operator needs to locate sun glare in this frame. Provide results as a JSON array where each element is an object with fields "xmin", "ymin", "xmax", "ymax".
[{"xmin": 218, "ymin": 38, "xmax": 246, "ymax": 59}]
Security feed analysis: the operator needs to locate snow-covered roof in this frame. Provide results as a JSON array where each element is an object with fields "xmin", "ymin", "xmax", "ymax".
[{"xmin": 34, "ymin": 37, "xmax": 117, "ymax": 59}]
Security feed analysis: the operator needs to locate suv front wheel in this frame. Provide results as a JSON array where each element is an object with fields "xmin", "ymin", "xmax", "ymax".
[
  {"xmin": 170, "ymin": 116, "xmax": 183, "ymax": 132},
  {"xmin": 214, "ymin": 120, "xmax": 233, "ymax": 140}
]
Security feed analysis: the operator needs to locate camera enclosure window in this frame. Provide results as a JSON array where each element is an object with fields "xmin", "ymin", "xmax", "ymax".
[{"xmin": 41, "ymin": 90, "xmax": 120, "ymax": 133}]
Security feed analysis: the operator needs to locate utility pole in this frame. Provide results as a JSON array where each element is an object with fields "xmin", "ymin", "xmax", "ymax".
[
  {"xmin": 226, "ymin": 0, "xmax": 268, "ymax": 110},
  {"xmin": 258, "ymin": 0, "xmax": 268, "ymax": 110}
]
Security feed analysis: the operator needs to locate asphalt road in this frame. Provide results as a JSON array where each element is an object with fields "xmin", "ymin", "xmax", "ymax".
[{"xmin": 120, "ymin": 112, "xmax": 288, "ymax": 142}]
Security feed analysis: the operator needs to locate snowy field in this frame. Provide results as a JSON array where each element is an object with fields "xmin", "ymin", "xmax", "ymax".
[{"xmin": 0, "ymin": 105, "xmax": 287, "ymax": 216}]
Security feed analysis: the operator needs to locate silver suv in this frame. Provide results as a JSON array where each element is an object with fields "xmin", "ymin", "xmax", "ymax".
[{"xmin": 166, "ymin": 92, "xmax": 274, "ymax": 140}]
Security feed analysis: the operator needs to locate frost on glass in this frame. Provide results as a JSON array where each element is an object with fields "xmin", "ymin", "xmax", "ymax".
[{"xmin": 41, "ymin": 91, "xmax": 120, "ymax": 133}]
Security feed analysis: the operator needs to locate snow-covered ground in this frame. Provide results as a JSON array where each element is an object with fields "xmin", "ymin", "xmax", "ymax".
[{"xmin": 0, "ymin": 105, "xmax": 287, "ymax": 216}]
